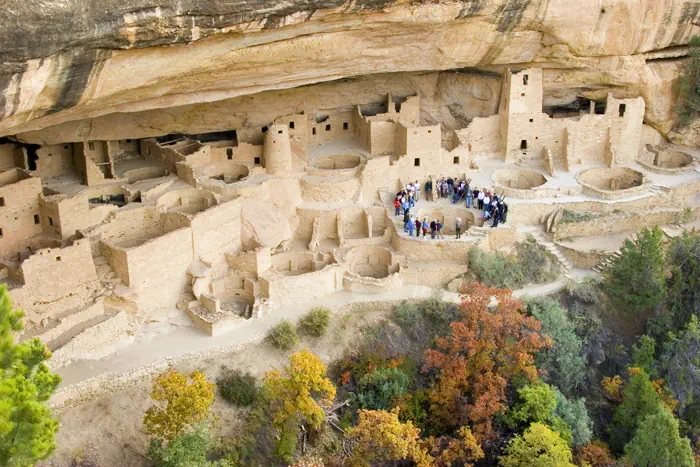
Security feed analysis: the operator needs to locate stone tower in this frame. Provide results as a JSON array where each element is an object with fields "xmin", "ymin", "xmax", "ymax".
[{"xmin": 263, "ymin": 124, "xmax": 292, "ymax": 175}]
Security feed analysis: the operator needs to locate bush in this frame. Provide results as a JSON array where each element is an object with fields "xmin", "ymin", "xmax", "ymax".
[
  {"xmin": 298, "ymin": 307, "xmax": 331, "ymax": 337},
  {"xmin": 516, "ymin": 237, "xmax": 561, "ymax": 284},
  {"xmin": 561, "ymin": 210, "xmax": 600, "ymax": 224},
  {"xmin": 564, "ymin": 276, "xmax": 602, "ymax": 306},
  {"xmin": 217, "ymin": 369, "xmax": 258, "ymax": 407},
  {"xmin": 392, "ymin": 302, "xmax": 421, "ymax": 329},
  {"xmin": 357, "ymin": 367, "xmax": 410, "ymax": 410},
  {"xmin": 468, "ymin": 246, "xmax": 523, "ymax": 289},
  {"xmin": 266, "ymin": 320, "xmax": 300, "ymax": 350}
]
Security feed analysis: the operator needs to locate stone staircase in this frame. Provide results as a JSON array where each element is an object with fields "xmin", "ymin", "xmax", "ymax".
[
  {"xmin": 660, "ymin": 224, "xmax": 685, "ymax": 238},
  {"xmin": 649, "ymin": 184, "xmax": 666, "ymax": 196},
  {"xmin": 529, "ymin": 230, "xmax": 574, "ymax": 277},
  {"xmin": 592, "ymin": 251, "xmax": 622, "ymax": 273}
]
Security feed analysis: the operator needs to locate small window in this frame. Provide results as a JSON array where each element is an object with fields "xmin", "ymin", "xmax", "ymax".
[
  {"xmin": 33, "ymin": 214, "xmax": 39, "ymax": 225},
  {"xmin": 343, "ymin": 122, "xmax": 349, "ymax": 130},
  {"xmin": 619, "ymin": 104, "xmax": 626, "ymax": 117},
  {"xmin": 56, "ymin": 256, "xmax": 61, "ymax": 262},
  {"xmin": 453, "ymin": 156, "xmax": 460, "ymax": 164},
  {"xmin": 312, "ymin": 128, "xmax": 317, "ymax": 135},
  {"xmin": 88, "ymin": 141, "xmax": 95, "ymax": 151},
  {"xmin": 523, "ymin": 74, "xmax": 529, "ymax": 85},
  {"xmin": 428, "ymin": 130, "xmax": 432, "ymax": 134},
  {"xmin": 126, "ymin": 139, "xmax": 132, "ymax": 143},
  {"xmin": 0, "ymin": 228, "xmax": 3, "ymax": 238},
  {"xmin": 520, "ymin": 140, "xmax": 528, "ymax": 150},
  {"xmin": 521, "ymin": 93, "xmax": 525, "ymax": 97},
  {"xmin": 414, "ymin": 158, "xmax": 420, "ymax": 167},
  {"xmin": 529, "ymin": 118, "xmax": 534, "ymax": 123},
  {"xmin": 254, "ymin": 157, "xmax": 261, "ymax": 165},
  {"xmin": 535, "ymin": 136, "xmax": 539, "ymax": 140},
  {"xmin": 226, "ymin": 148, "xmax": 233, "ymax": 160},
  {"xmin": 262, "ymin": 126, "xmax": 268, "ymax": 133},
  {"xmin": 289, "ymin": 121, "xmax": 295, "ymax": 129},
  {"xmin": 64, "ymin": 145, "xmax": 69, "ymax": 149},
  {"xmin": 48, "ymin": 217, "xmax": 53, "ymax": 226},
  {"xmin": 0, "ymin": 197, "xmax": 5, "ymax": 207},
  {"xmin": 325, "ymin": 124, "xmax": 331, "ymax": 132},
  {"xmin": 278, "ymin": 129, "xmax": 283, "ymax": 134}
]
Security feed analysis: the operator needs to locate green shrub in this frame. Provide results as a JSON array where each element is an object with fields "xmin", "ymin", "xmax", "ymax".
[
  {"xmin": 516, "ymin": 237, "xmax": 561, "ymax": 284},
  {"xmin": 298, "ymin": 307, "xmax": 331, "ymax": 337},
  {"xmin": 217, "ymin": 369, "xmax": 258, "ymax": 407},
  {"xmin": 357, "ymin": 367, "xmax": 410, "ymax": 410},
  {"xmin": 468, "ymin": 246, "xmax": 524, "ymax": 289},
  {"xmin": 266, "ymin": 320, "xmax": 299, "ymax": 350},
  {"xmin": 564, "ymin": 276, "xmax": 602, "ymax": 305},
  {"xmin": 392, "ymin": 302, "xmax": 421, "ymax": 329},
  {"xmin": 560, "ymin": 210, "xmax": 600, "ymax": 224}
]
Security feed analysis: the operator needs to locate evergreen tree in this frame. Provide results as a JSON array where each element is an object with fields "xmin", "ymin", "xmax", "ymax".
[
  {"xmin": 667, "ymin": 232, "xmax": 700, "ymax": 329},
  {"xmin": 553, "ymin": 389, "xmax": 593, "ymax": 448},
  {"xmin": 625, "ymin": 407, "xmax": 694, "ymax": 467},
  {"xmin": 658, "ymin": 316, "xmax": 700, "ymax": 413},
  {"xmin": 0, "ymin": 285, "xmax": 61, "ymax": 467},
  {"xmin": 527, "ymin": 298, "xmax": 585, "ymax": 394},
  {"xmin": 604, "ymin": 227, "xmax": 665, "ymax": 315},
  {"xmin": 608, "ymin": 368, "xmax": 662, "ymax": 453}
]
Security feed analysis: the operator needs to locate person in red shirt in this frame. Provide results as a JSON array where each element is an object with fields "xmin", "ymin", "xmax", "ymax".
[{"xmin": 394, "ymin": 198, "xmax": 401, "ymax": 216}]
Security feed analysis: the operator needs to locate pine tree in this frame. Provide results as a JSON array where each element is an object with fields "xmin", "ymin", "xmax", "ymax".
[
  {"xmin": 0, "ymin": 285, "xmax": 61, "ymax": 467},
  {"xmin": 604, "ymin": 227, "xmax": 665, "ymax": 315},
  {"xmin": 625, "ymin": 407, "xmax": 694, "ymax": 467}
]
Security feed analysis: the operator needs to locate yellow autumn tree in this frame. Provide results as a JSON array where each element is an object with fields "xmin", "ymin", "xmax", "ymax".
[
  {"xmin": 346, "ymin": 408, "xmax": 433, "ymax": 467},
  {"xmin": 263, "ymin": 349, "xmax": 336, "ymax": 431},
  {"xmin": 499, "ymin": 423, "xmax": 575, "ymax": 467},
  {"xmin": 143, "ymin": 370, "xmax": 215, "ymax": 441},
  {"xmin": 424, "ymin": 425, "xmax": 485, "ymax": 467}
]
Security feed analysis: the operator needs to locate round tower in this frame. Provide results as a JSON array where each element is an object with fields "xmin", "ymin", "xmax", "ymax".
[{"xmin": 263, "ymin": 124, "xmax": 292, "ymax": 175}]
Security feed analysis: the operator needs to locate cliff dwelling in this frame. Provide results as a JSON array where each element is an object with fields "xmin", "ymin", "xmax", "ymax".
[{"xmin": 0, "ymin": 65, "xmax": 696, "ymax": 373}]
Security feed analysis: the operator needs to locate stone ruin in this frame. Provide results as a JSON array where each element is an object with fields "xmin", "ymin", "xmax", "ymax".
[{"xmin": 0, "ymin": 68, "xmax": 698, "ymax": 368}]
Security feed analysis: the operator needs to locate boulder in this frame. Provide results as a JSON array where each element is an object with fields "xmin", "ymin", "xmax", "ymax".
[{"xmin": 241, "ymin": 200, "xmax": 292, "ymax": 252}]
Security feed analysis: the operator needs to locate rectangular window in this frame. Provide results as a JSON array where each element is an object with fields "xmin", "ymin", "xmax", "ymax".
[
  {"xmin": 529, "ymin": 118, "xmax": 534, "ymax": 123},
  {"xmin": 520, "ymin": 140, "xmax": 528, "ymax": 150},
  {"xmin": 48, "ymin": 217, "xmax": 53, "ymax": 226},
  {"xmin": 34, "ymin": 214, "xmax": 39, "ymax": 225},
  {"xmin": 88, "ymin": 141, "xmax": 95, "ymax": 151},
  {"xmin": 521, "ymin": 93, "xmax": 525, "ymax": 97},
  {"xmin": 619, "ymin": 104, "xmax": 627, "ymax": 117},
  {"xmin": 0, "ymin": 197, "xmax": 5, "ymax": 207},
  {"xmin": 226, "ymin": 148, "xmax": 233, "ymax": 160},
  {"xmin": 453, "ymin": 157, "xmax": 460, "ymax": 164},
  {"xmin": 278, "ymin": 129, "xmax": 283, "ymax": 134},
  {"xmin": 414, "ymin": 158, "xmax": 420, "ymax": 167},
  {"xmin": 428, "ymin": 130, "xmax": 432, "ymax": 134},
  {"xmin": 312, "ymin": 128, "xmax": 317, "ymax": 135},
  {"xmin": 343, "ymin": 122, "xmax": 349, "ymax": 130},
  {"xmin": 56, "ymin": 256, "xmax": 61, "ymax": 262},
  {"xmin": 262, "ymin": 126, "xmax": 268, "ymax": 133},
  {"xmin": 0, "ymin": 228, "xmax": 3, "ymax": 238},
  {"xmin": 325, "ymin": 124, "xmax": 331, "ymax": 132},
  {"xmin": 254, "ymin": 157, "xmax": 261, "ymax": 165},
  {"xmin": 523, "ymin": 74, "xmax": 529, "ymax": 85},
  {"xmin": 126, "ymin": 139, "xmax": 132, "ymax": 143},
  {"xmin": 289, "ymin": 121, "xmax": 295, "ymax": 129}
]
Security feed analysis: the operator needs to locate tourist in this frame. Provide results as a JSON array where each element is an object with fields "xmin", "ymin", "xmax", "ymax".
[
  {"xmin": 402, "ymin": 198, "xmax": 410, "ymax": 215},
  {"xmin": 394, "ymin": 197, "xmax": 401, "ymax": 216},
  {"xmin": 465, "ymin": 181, "xmax": 472, "ymax": 208},
  {"xmin": 482, "ymin": 192, "xmax": 490, "ymax": 217},
  {"xmin": 403, "ymin": 205, "xmax": 410, "ymax": 229},
  {"xmin": 408, "ymin": 191, "xmax": 415, "ymax": 209},
  {"xmin": 422, "ymin": 217, "xmax": 429, "ymax": 237},
  {"xmin": 447, "ymin": 176, "xmax": 454, "ymax": 196},
  {"xmin": 415, "ymin": 180, "xmax": 420, "ymax": 201},
  {"xmin": 501, "ymin": 200, "xmax": 509, "ymax": 224},
  {"xmin": 425, "ymin": 178, "xmax": 432, "ymax": 200},
  {"xmin": 415, "ymin": 217, "xmax": 421, "ymax": 237},
  {"xmin": 407, "ymin": 215, "xmax": 415, "ymax": 236},
  {"xmin": 456, "ymin": 217, "xmax": 463, "ymax": 239},
  {"xmin": 437, "ymin": 219, "xmax": 445, "ymax": 239},
  {"xmin": 477, "ymin": 189, "xmax": 485, "ymax": 209},
  {"xmin": 430, "ymin": 219, "xmax": 437, "ymax": 239}
]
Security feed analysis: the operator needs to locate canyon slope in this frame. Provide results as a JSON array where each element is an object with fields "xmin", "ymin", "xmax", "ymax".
[{"xmin": 1, "ymin": 0, "xmax": 699, "ymax": 143}]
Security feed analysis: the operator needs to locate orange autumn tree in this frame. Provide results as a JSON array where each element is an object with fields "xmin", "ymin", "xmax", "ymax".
[{"xmin": 423, "ymin": 283, "xmax": 550, "ymax": 440}]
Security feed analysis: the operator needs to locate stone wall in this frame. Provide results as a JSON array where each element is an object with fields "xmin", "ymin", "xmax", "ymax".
[{"xmin": 0, "ymin": 169, "xmax": 42, "ymax": 254}]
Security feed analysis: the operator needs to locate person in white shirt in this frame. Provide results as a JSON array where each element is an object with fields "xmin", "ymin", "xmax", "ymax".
[{"xmin": 414, "ymin": 180, "xmax": 420, "ymax": 201}]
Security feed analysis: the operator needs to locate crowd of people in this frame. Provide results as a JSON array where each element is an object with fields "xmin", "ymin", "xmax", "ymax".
[{"xmin": 394, "ymin": 176, "xmax": 509, "ymax": 239}]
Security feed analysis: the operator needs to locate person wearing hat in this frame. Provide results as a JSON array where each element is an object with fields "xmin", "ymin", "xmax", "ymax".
[{"xmin": 455, "ymin": 217, "xmax": 463, "ymax": 239}]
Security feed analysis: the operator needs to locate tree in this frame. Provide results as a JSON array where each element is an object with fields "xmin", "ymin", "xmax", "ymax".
[
  {"xmin": 603, "ymin": 227, "xmax": 665, "ymax": 315},
  {"xmin": 527, "ymin": 298, "xmax": 585, "ymax": 394},
  {"xmin": 667, "ymin": 232, "xmax": 700, "ymax": 329},
  {"xmin": 346, "ymin": 408, "xmax": 433, "ymax": 467},
  {"xmin": 499, "ymin": 423, "xmax": 576, "ymax": 467},
  {"xmin": 263, "ymin": 349, "xmax": 335, "ymax": 462},
  {"xmin": 0, "ymin": 285, "xmax": 61, "ymax": 467},
  {"xmin": 632, "ymin": 335, "xmax": 656, "ymax": 375},
  {"xmin": 423, "ymin": 284, "xmax": 549, "ymax": 440},
  {"xmin": 357, "ymin": 367, "xmax": 410, "ymax": 411},
  {"xmin": 143, "ymin": 370, "xmax": 215, "ymax": 441},
  {"xmin": 658, "ymin": 316, "xmax": 700, "ymax": 413},
  {"xmin": 608, "ymin": 367, "xmax": 663, "ymax": 452},
  {"xmin": 625, "ymin": 407, "xmax": 694, "ymax": 467},
  {"xmin": 574, "ymin": 441, "xmax": 616, "ymax": 467},
  {"xmin": 423, "ymin": 425, "xmax": 484, "ymax": 467},
  {"xmin": 506, "ymin": 382, "xmax": 575, "ymax": 445},
  {"xmin": 553, "ymin": 389, "xmax": 593, "ymax": 448}
]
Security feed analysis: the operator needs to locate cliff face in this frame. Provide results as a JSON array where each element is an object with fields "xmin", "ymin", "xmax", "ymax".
[{"xmin": 1, "ymin": 0, "xmax": 699, "ymax": 142}]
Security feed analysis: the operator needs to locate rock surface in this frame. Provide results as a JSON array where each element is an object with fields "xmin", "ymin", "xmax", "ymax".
[
  {"xmin": 240, "ymin": 200, "xmax": 293, "ymax": 251},
  {"xmin": 1, "ymin": 0, "xmax": 699, "ymax": 139}
]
